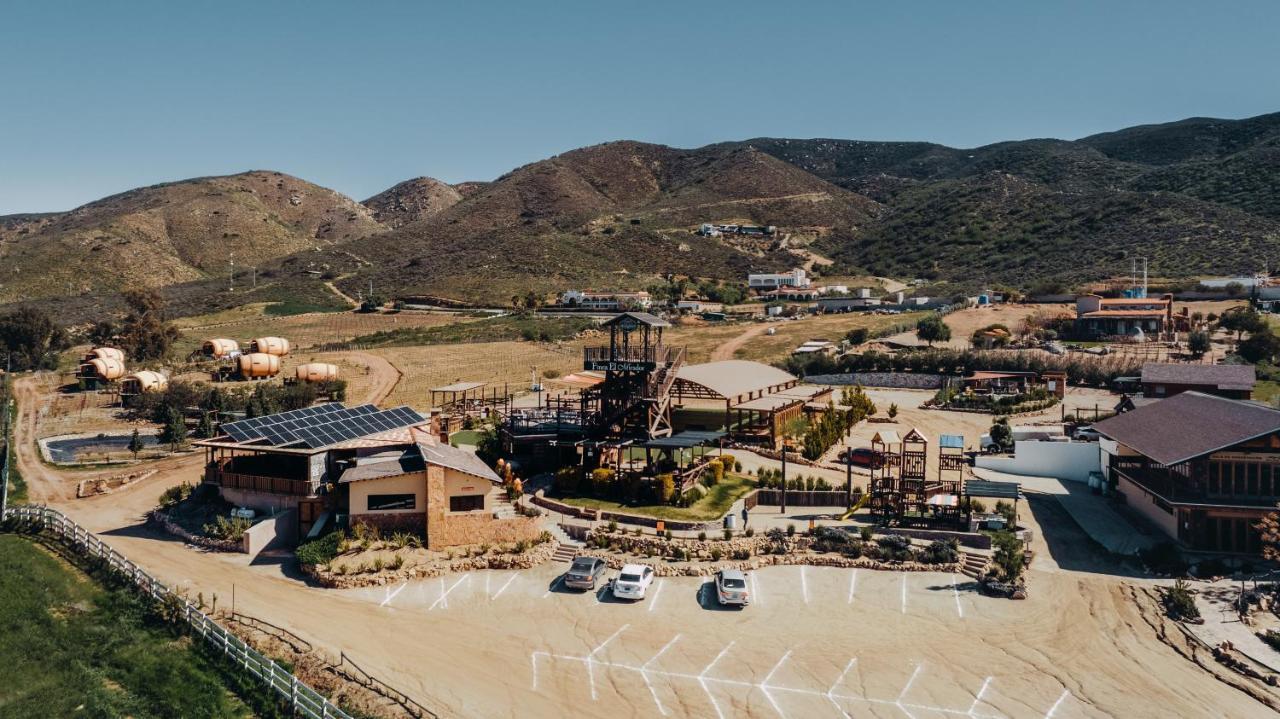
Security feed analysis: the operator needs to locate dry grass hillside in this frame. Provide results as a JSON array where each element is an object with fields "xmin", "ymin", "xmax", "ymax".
[
  {"xmin": 0, "ymin": 170, "xmax": 385, "ymax": 303},
  {"xmin": 334, "ymin": 142, "xmax": 879, "ymax": 304},
  {"xmin": 362, "ymin": 176, "xmax": 463, "ymax": 227}
]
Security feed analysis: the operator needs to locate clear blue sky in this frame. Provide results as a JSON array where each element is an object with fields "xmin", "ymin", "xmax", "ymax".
[{"xmin": 3, "ymin": 0, "xmax": 1278, "ymax": 213}]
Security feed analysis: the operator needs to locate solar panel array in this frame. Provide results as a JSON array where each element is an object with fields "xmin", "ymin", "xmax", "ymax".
[{"xmin": 221, "ymin": 403, "xmax": 426, "ymax": 449}]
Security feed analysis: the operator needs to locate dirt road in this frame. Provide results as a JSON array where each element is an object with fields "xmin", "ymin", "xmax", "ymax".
[{"xmin": 709, "ymin": 323, "xmax": 772, "ymax": 361}]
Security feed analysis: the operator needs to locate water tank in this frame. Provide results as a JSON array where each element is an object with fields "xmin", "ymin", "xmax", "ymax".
[
  {"xmin": 249, "ymin": 337, "xmax": 291, "ymax": 356},
  {"xmin": 237, "ymin": 352, "xmax": 281, "ymax": 378},
  {"xmin": 84, "ymin": 357, "xmax": 126, "ymax": 381},
  {"xmin": 294, "ymin": 362, "xmax": 338, "ymax": 383},
  {"xmin": 122, "ymin": 370, "xmax": 168, "ymax": 394},
  {"xmin": 202, "ymin": 338, "xmax": 240, "ymax": 358}
]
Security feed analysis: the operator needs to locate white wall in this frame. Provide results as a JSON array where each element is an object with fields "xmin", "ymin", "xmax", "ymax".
[{"xmin": 975, "ymin": 440, "xmax": 1101, "ymax": 483}]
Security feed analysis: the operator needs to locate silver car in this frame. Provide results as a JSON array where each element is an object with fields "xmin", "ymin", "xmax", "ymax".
[
  {"xmin": 563, "ymin": 556, "xmax": 607, "ymax": 591},
  {"xmin": 715, "ymin": 569, "xmax": 750, "ymax": 607}
]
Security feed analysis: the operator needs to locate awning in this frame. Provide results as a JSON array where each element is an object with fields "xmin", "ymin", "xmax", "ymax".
[
  {"xmin": 432, "ymin": 381, "xmax": 487, "ymax": 393},
  {"xmin": 939, "ymin": 434, "xmax": 965, "ymax": 449},
  {"xmin": 926, "ymin": 494, "xmax": 959, "ymax": 507},
  {"xmin": 641, "ymin": 430, "xmax": 726, "ymax": 449},
  {"xmin": 965, "ymin": 480, "xmax": 1021, "ymax": 500}
]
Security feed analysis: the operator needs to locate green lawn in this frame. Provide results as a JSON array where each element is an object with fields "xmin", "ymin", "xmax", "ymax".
[
  {"xmin": 0, "ymin": 534, "xmax": 281, "ymax": 719},
  {"xmin": 558, "ymin": 474, "xmax": 756, "ymax": 522},
  {"xmin": 1255, "ymin": 380, "xmax": 1280, "ymax": 406},
  {"xmin": 449, "ymin": 429, "xmax": 484, "ymax": 447}
]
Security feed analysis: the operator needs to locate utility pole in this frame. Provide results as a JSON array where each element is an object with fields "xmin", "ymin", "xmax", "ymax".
[
  {"xmin": 229, "ymin": 253, "xmax": 235, "ymax": 292},
  {"xmin": 780, "ymin": 441, "xmax": 788, "ymax": 515},
  {"xmin": 251, "ymin": 266, "xmax": 257, "ymax": 289}
]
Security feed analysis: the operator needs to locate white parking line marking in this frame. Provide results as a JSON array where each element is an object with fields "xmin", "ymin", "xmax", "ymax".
[
  {"xmin": 586, "ymin": 624, "xmax": 629, "ymax": 700},
  {"xmin": 542, "ymin": 575, "xmax": 562, "ymax": 598},
  {"xmin": 1043, "ymin": 688, "xmax": 1071, "ymax": 718},
  {"xmin": 428, "ymin": 573, "xmax": 471, "ymax": 611},
  {"xmin": 900, "ymin": 573, "xmax": 908, "ymax": 614},
  {"xmin": 760, "ymin": 650, "xmax": 793, "ymax": 719},
  {"xmin": 379, "ymin": 582, "xmax": 408, "ymax": 607},
  {"xmin": 698, "ymin": 640, "xmax": 736, "ymax": 719},
  {"xmin": 951, "ymin": 573, "xmax": 965, "ymax": 618},
  {"xmin": 827, "ymin": 657, "xmax": 858, "ymax": 719},
  {"xmin": 968, "ymin": 676, "xmax": 993, "ymax": 716},
  {"xmin": 491, "ymin": 573, "xmax": 518, "ymax": 600},
  {"xmin": 800, "ymin": 566, "xmax": 809, "ymax": 604},
  {"xmin": 750, "ymin": 572, "xmax": 763, "ymax": 606},
  {"xmin": 847, "ymin": 569, "xmax": 858, "ymax": 604},
  {"xmin": 641, "ymin": 634, "xmax": 681, "ymax": 715},
  {"xmin": 648, "ymin": 579, "xmax": 665, "ymax": 612},
  {"xmin": 533, "ymin": 637, "xmax": 1048, "ymax": 719}
]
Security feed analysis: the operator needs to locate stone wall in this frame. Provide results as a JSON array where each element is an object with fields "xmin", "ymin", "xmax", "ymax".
[
  {"xmin": 351, "ymin": 512, "xmax": 426, "ymax": 535},
  {"xmin": 147, "ymin": 509, "xmax": 243, "ymax": 553},
  {"xmin": 306, "ymin": 540, "xmax": 557, "ymax": 588},
  {"xmin": 431, "ymin": 513, "xmax": 543, "ymax": 548}
]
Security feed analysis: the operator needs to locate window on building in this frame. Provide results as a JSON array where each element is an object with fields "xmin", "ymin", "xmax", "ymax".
[
  {"xmin": 449, "ymin": 494, "xmax": 485, "ymax": 512},
  {"xmin": 367, "ymin": 493, "xmax": 416, "ymax": 511}
]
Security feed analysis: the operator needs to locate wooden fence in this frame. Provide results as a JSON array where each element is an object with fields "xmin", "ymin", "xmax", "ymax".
[{"xmin": 1, "ymin": 505, "xmax": 355, "ymax": 719}]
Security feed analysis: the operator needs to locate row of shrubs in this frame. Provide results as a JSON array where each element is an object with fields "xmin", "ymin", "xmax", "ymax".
[
  {"xmin": 810, "ymin": 527, "xmax": 960, "ymax": 564},
  {"xmin": 755, "ymin": 467, "xmax": 840, "ymax": 492}
]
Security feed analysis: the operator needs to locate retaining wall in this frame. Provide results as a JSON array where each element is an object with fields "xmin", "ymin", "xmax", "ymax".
[{"xmin": 242, "ymin": 508, "xmax": 298, "ymax": 559}]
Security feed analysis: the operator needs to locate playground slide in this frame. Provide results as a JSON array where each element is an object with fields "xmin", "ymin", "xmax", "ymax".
[{"xmin": 839, "ymin": 492, "xmax": 870, "ymax": 520}]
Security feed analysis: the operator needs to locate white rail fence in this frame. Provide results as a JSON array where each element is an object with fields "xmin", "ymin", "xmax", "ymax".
[{"xmin": 2, "ymin": 504, "xmax": 355, "ymax": 719}]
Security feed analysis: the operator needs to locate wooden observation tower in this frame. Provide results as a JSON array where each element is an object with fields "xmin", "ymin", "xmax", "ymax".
[{"xmin": 581, "ymin": 312, "xmax": 685, "ymax": 441}]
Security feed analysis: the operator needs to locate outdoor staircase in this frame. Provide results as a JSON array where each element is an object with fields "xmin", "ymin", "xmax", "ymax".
[
  {"xmin": 492, "ymin": 492, "xmax": 518, "ymax": 519},
  {"xmin": 959, "ymin": 551, "xmax": 988, "ymax": 580},
  {"xmin": 547, "ymin": 522, "xmax": 584, "ymax": 563}
]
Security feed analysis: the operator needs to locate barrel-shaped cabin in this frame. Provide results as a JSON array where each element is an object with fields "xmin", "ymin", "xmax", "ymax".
[
  {"xmin": 237, "ymin": 352, "xmax": 281, "ymax": 379},
  {"xmin": 248, "ymin": 337, "xmax": 290, "ymax": 357},
  {"xmin": 121, "ymin": 370, "xmax": 169, "ymax": 396},
  {"xmin": 78, "ymin": 357, "xmax": 127, "ymax": 385},
  {"xmin": 294, "ymin": 362, "xmax": 338, "ymax": 384},
  {"xmin": 201, "ymin": 338, "xmax": 240, "ymax": 359},
  {"xmin": 84, "ymin": 346, "xmax": 125, "ymax": 363}
]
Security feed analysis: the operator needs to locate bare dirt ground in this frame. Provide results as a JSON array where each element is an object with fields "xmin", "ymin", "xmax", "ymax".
[
  {"xmin": 13, "ymin": 371, "xmax": 1279, "ymax": 717},
  {"xmin": 882, "ymin": 304, "xmax": 1074, "ymax": 350}
]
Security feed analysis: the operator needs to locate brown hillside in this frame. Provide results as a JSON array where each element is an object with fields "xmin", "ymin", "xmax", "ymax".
[
  {"xmin": 363, "ymin": 176, "xmax": 463, "ymax": 228},
  {"xmin": 0, "ymin": 171, "xmax": 384, "ymax": 302},
  {"xmin": 332, "ymin": 142, "xmax": 877, "ymax": 303}
]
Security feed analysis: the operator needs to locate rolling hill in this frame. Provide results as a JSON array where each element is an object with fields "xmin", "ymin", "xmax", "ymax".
[
  {"xmin": 4, "ymin": 110, "xmax": 1279, "ymax": 317},
  {"xmin": 0, "ymin": 171, "xmax": 385, "ymax": 303}
]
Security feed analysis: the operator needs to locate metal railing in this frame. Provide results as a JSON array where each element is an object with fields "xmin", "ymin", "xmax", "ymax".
[{"xmin": 2, "ymin": 504, "xmax": 355, "ymax": 719}]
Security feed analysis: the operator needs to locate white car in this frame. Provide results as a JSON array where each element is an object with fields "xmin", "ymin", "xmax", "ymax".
[
  {"xmin": 611, "ymin": 564, "xmax": 655, "ymax": 600},
  {"xmin": 1073, "ymin": 426, "xmax": 1102, "ymax": 441},
  {"xmin": 715, "ymin": 569, "xmax": 750, "ymax": 607}
]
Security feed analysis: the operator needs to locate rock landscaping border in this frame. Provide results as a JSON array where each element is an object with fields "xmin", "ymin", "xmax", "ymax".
[
  {"xmin": 147, "ymin": 509, "xmax": 243, "ymax": 553},
  {"xmin": 303, "ymin": 540, "xmax": 557, "ymax": 589}
]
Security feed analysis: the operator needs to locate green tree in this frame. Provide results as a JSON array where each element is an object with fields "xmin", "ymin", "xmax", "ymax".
[
  {"xmin": 127, "ymin": 428, "xmax": 145, "ymax": 460},
  {"xmin": 887, "ymin": 403, "xmax": 899, "ymax": 420},
  {"xmin": 158, "ymin": 407, "xmax": 188, "ymax": 452},
  {"xmin": 1238, "ymin": 328, "xmax": 1280, "ymax": 364},
  {"xmin": 991, "ymin": 531, "xmax": 1025, "ymax": 582},
  {"xmin": 1218, "ymin": 308, "xmax": 1266, "ymax": 343},
  {"xmin": 989, "ymin": 417, "xmax": 1013, "ymax": 451},
  {"xmin": 1186, "ymin": 329, "xmax": 1211, "ymax": 358},
  {"xmin": 0, "ymin": 306, "xmax": 69, "ymax": 370},
  {"xmin": 118, "ymin": 288, "xmax": 180, "ymax": 361},
  {"xmin": 845, "ymin": 327, "xmax": 870, "ymax": 345},
  {"xmin": 196, "ymin": 412, "xmax": 215, "ymax": 439},
  {"xmin": 915, "ymin": 314, "xmax": 951, "ymax": 347}
]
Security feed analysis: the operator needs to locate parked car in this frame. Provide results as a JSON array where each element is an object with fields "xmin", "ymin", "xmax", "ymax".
[
  {"xmin": 841, "ymin": 447, "xmax": 885, "ymax": 468},
  {"xmin": 563, "ymin": 556, "xmax": 607, "ymax": 590},
  {"xmin": 1073, "ymin": 425, "xmax": 1102, "ymax": 441},
  {"xmin": 611, "ymin": 564, "xmax": 655, "ymax": 600},
  {"xmin": 714, "ymin": 569, "xmax": 750, "ymax": 607}
]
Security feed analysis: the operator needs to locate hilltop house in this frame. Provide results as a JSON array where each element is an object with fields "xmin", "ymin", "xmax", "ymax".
[
  {"xmin": 1094, "ymin": 392, "xmax": 1280, "ymax": 555},
  {"xmin": 559, "ymin": 290, "xmax": 652, "ymax": 311},
  {"xmin": 748, "ymin": 268, "xmax": 809, "ymax": 291},
  {"xmin": 1074, "ymin": 293, "xmax": 1183, "ymax": 340}
]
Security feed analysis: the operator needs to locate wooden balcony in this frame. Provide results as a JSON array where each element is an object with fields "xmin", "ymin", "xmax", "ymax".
[
  {"xmin": 205, "ymin": 465, "xmax": 316, "ymax": 497},
  {"xmin": 583, "ymin": 344, "xmax": 671, "ymax": 372}
]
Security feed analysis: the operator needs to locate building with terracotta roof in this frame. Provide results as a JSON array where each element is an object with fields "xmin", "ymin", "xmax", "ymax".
[
  {"xmin": 1074, "ymin": 293, "xmax": 1184, "ymax": 340},
  {"xmin": 1094, "ymin": 392, "xmax": 1280, "ymax": 554}
]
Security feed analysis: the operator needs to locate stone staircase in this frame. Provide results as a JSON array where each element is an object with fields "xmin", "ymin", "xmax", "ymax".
[
  {"xmin": 491, "ymin": 492, "xmax": 518, "ymax": 519},
  {"xmin": 547, "ymin": 522, "xmax": 584, "ymax": 563},
  {"xmin": 959, "ymin": 551, "xmax": 988, "ymax": 580}
]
